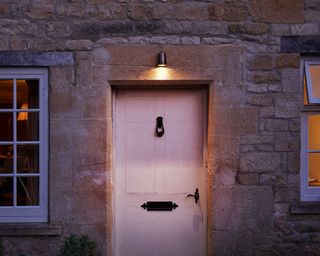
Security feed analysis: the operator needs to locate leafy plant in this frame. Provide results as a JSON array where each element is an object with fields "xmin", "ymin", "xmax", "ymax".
[{"xmin": 58, "ymin": 234, "xmax": 97, "ymax": 256}]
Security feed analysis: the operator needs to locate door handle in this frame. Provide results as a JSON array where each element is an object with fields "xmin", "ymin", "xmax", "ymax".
[
  {"xmin": 187, "ymin": 188, "xmax": 199, "ymax": 204},
  {"xmin": 156, "ymin": 116, "xmax": 165, "ymax": 137}
]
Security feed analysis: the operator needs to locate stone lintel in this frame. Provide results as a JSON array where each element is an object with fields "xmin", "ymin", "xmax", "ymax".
[
  {"xmin": 290, "ymin": 204, "xmax": 320, "ymax": 214},
  {"xmin": 0, "ymin": 52, "xmax": 74, "ymax": 66},
  {"xmin": 281, "ymin": 36, "xmax": 320, "ymax": 53},
  {"xmin": 0, "ymin": 224, "xmax": 61, "ymax": 236}
]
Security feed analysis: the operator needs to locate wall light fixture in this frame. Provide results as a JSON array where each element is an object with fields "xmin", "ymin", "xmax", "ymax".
[{"xmin": 157, "ymin": 51, "xmax": 167, "ymax": 67}]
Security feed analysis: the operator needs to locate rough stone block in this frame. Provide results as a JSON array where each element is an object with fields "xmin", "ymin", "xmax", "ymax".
[
  {"xmin": 214, "ymin": 230, "xmax": 236, "ymax": 255},
  {"xmin": 250, "ymin": 0, "xmax": 304, "ymax": 23},
  {"xmin": 247, "ymin": 55, "xmax": 273, "ymax": 71},
  {"xmin": 276, "ymin": 54, "xmax": 300, "ymax": 69},
  {"xmin": 46, "ymin": 21, "xmax": 70, "ymax": 37},
  {"xmin": 128, "ymin": 4, "xmax": 153, "ymax": 20},
  {"xmin": 259, "ymin": 106, "xmax": 275, "ymax": 118},
  {"xmin": 173, "ymin": 2, "xmax": 208, "ymax": 20},
  {"xmin": 238, "ymin": 173, "xmax": 260, "ymax": 185},
  {"xmin": 66, "ymin": 39, "xmax": 93, "ymax": 50},
  {"xmin": 250, "ymin": 71, "xmax": 280, "ymax": 84},
  {"xmin": 246, "ymin": 93, "xmax": 273, "ymax": 106},
  {"xmin": 239, "ymin": 106, "xmax": 259, "ymax": 135},
  {"xmin": 228, "ymin": 23, "xmax": 269, "ymax": 35},
  {"xmin": 282, "ymin": 69, "xmax": 300, "ymax": 93},
  {"xmin": 240, "ymin": 152, "xmax": 281, "ymax": 173},
  {"xmin": 275, "ymin": 184, "xmax": 300, "ymax": 203},
  {"xmin": 208, "ymin": 2, "xmax": 248, "ymax": 22},
  {"xmin": 262, "ymin": 118, "xmax": 288, "ymax": 131},
  {"xmin": 290, "ymin": 23, "xmax": 319, "ymax": 35},
  {"xmin": 275, "ymin": 132, "xmax": 300, "ymax": 151},
  {"xmin": 240, "ymin": 134, "xmax": 274, "ymax": 145},
  {"xmin": 288, "ymin": 152, "xmax": 300, "ymax": 173},
  {"xmin": 275, "ymin": 94, "xmax": 300, "ymax": 118},
  {"xmin": 260, "ymin": 173, "xmax": 287, "ymax": 185}
]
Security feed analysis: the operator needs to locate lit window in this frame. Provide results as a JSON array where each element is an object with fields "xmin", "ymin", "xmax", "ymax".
[{"xmin": 0, "ymin": 68, "xmax": 48, "ymax": 222}]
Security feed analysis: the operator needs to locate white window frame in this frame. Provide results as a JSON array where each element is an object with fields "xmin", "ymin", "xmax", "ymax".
[
  {"xmin": 301, "ymin": 58, "xmax": 320, "ymax": 201},
  {"xmin": 304, "ymin": 60, "xmax": 320, "ymax": 104},
  {"xmin": 0, "ymin": 68, "xmax": 48, "ymax": 222}
]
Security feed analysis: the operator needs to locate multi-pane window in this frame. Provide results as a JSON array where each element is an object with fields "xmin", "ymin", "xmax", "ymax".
[
  {"xmin": 0, "ymin": 68, "xmax": 48, "ymax": 222},
  {"xmin": 301, "ymin": 60, "xmax": 320, "ymax": 201}
]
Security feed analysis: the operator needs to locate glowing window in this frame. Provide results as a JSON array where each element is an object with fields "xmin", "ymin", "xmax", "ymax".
[{"xmin": 0, "ymin": 68, "xmax": 48, "ymax": 222}]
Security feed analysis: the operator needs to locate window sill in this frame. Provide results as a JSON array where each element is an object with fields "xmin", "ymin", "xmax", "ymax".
[
  {"xmin": 0, "ymin": 224, "xmax": 61, "ymax": 236},
  {"xmin": 290, "ymin": 203, "xmax": 320, "ymax": 214}
]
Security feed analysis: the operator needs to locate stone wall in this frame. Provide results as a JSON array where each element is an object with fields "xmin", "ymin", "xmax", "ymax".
[{"xmin": 0, "ymin": 0, "xmax": 320, "ymax": 255}]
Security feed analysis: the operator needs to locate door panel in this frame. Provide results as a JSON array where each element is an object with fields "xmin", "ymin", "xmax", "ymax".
[{"xmin": 114, "ymin": 89, "xmax": 207, "ymax": 256}]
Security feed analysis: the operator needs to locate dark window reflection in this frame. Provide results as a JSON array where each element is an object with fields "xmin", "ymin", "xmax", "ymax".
[
  {"xmin": 17, "ymin": 80, "xmax": 39, "ymax": 109},
  {"xmin": 0, "ymin": 112, "xmax": 13, "ymax": 141},
  {"xmin": 17, "ymin": 176, "xmax": 39, "ymax": 206},
  {"xmin": 0, "ymin": 145, "xmax": 13, "ymax": 173},
  {"xmin": 0, "ymin": 80, "xmax": 13, "ymax": 109},
  {"xmin": 0, "ymin": 177, "xmax": 13, "ymax": 206},
  {"xmin": 17, "ymin": 112, "xmax": 39, "ymax": 141},
  {"xmin": 17, "ymin": 145, "xmax": 39, "ymax": 173}
]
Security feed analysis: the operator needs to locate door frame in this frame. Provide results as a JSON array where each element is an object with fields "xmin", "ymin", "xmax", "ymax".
[{"xmin": 108, "ymin": 80, "xmax": 214, "ymax": 256}]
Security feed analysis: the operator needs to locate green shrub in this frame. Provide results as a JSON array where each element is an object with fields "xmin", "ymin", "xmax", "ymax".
[{"xmin": 58, "ymin": 234, "xmax": 97, "ymax": 256}]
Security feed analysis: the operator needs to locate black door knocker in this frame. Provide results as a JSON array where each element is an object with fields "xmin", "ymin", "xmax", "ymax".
[{"xmin": 156, "ymin": 116, "xmax": 165, "ymax": 137}]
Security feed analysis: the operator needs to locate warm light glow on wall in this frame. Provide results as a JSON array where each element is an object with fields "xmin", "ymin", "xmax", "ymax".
[{"xmin": 141, "ymin": 67, "xmax": 182, "ymax": 80}]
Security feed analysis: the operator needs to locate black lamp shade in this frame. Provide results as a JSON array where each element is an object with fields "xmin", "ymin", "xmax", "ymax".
[{"xmin": 157, "ymin": 51, "xmax": 167, "ymax": 67}]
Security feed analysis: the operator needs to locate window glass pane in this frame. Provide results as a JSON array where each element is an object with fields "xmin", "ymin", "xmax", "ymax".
[
  {"xmin": 0, "ymin": 112, "xmax": 13, "ymax": 141},
  {"xmin": 0, "ymin": 177, "xmax": 13, "ymax": 206},
  {"xmin": 0, "ymin": 145, "xmax": 13, "ymax": 173},
  {"xmin": 17, "ymin": 112, "xmax": 39, "ymax": 141},
  {"xmin": 0, "ymin": 80, "xmax": 13, "ymax": 109},
  {"xmin": 309, "ymin": 65, "xmax": 320, "ymax": 99},
  {"xmin": 17, "ymin": 145, "xmax": 39, "ymax": 173},
  {"xmin": 17, "ymin": 80, "xmax": 39, "ymax": 109},
  {"xmin": 308, "ymin": 115, "xmax": 320, "ymax": 150},
  {"xmin": 17, "ymin": 176, "xmax": 39, "ymax": 206},
  {"xmin": 308, "ymin": 153, "xmax": 320, "ymax": 187}
]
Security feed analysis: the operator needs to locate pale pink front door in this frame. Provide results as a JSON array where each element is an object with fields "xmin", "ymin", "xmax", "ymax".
[{"xmin": 114, "ymin": 89, "xmax": 207, "ymax": 256}]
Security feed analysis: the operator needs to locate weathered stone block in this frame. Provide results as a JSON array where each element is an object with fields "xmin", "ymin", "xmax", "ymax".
[
  {"xmin": 128, "ymin": 4, "xmax": 153, "ymax": 20},
  {"xmin": 246, "ymin": 93, "xmax": 273, "ymax": 106},
  {"xmin": 238, "ymin": 173, "xmax": 260, "ymax": 185},
  {"xmin": 260, "ymin": 173, "xmax": 287, "ymax": 185},
  {"xmin": 275, "ymin": 184, "xmax": 299, "ymax": 203},
  {"xmin": 66, "ymin": 39, "xmax": 93, "ymax": 50},
  {"xmin": 250, "ymin": 0, "xmax": 304, "ymax": 23},
  {"xmin": 208, "ymin": 2, "xmax": 248, "ymax": 22},
  {"xmin": 240, "ymin": 134, "xmax": 274, "ymax": 145},
  {"xmin": 262, "ymin": 118, "xmax": 288, "ymax": 131},
  {"xmin": 275, "ymin": 132, "xmax": 300, "ymax": 152},
  {"xmin": 228, "ymin": 23, "xmax": 269, "ymax": 35},
  {"xmin": 239, "ymin": 106, "xmax": 259, "ymax": 135},
  {"xmin": 240, "ymin": 152, "xmax": 281, "ymax": 173},
  {"xmin": 259, "ymin": 106, "xmax": 275, "ymax": 118},
  {"xmin": 282, "ymin": 68, "xmax": 300, "ymax": 93},
  {"xmin": 276, "ymin": 54, "xmax": 300, "ymax": 69},
  {"xmin": 250, "ymin": 71, "xmax": 280, "ymax": 84},
  {"xmin": 288, "ymin": 152, "xmax": 300, "ymax": 173},
  {"xmin": 247, "ymin": 55, "xmax": 273, "ymax": 71},
  {"xmin": 290, "ymin": 23, "xmax": 319, "ymax": 35},
  {"xmin": 46, "ymin": 21, "xmax": 70, "ymax": 37},
  {"xmin": 173, "ymin": 2, "xmax": 208, "ymax": 20},
  {"xmin": 152, "ymin": 4, "xmax": 173, "ymax": 20},
  {"xmin": 275, "ymin": 94, "xmax": 300, "ymax": 118}
]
